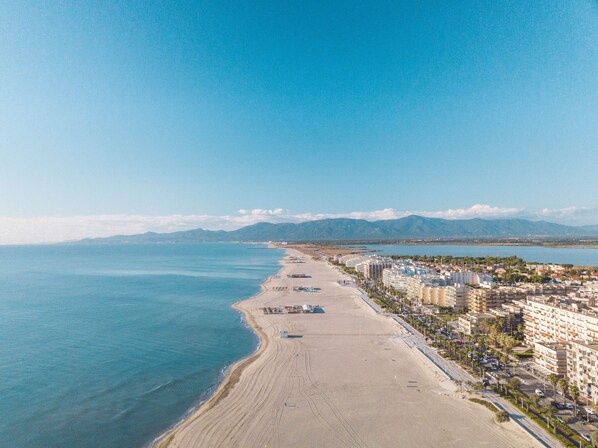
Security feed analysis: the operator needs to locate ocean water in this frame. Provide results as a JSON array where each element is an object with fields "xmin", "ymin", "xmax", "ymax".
[
  {"xmin": 0, "ymin": 243, "xmax": 284, "ymax": 448},
  {"xmin": 363, "ymin": 244, "xmax": 598, "ymax": 266}
]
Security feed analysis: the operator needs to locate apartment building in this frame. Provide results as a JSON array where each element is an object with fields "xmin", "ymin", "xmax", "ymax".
[
  {"xmin": 467, "ymin": 287, "xmax": 525, "ymax": 313},
  {"xmin": 534, "ymin": 342, "xmax": 567, "ymax": 376},
  {"xmin": 567, "ymin": 340, "xmax": 598, "ymax": 403},
  {"xmin": 449, "ymin": 270, "xmax": 494, "ymax": 286},
  {"xmin": 445, "ymin": 285, "xmax": 469, "ymax": 311},
  {"xmin": 521, "ymin": 296, "xmax": 598, "ymax": 345},
  {"xmin": 362, "ymin": 259, "xmax": 393, "ymax": 279}
]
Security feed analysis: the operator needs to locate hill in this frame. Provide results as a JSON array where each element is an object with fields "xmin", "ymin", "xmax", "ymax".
[{"xmin": 77, "ymin": 215, "xmax": 598, "ymax": 244}]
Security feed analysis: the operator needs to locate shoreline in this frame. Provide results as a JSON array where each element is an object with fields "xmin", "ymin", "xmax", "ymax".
[
  {"xmin": 152, "ymin": 248, "xmax": 539, "ymax": 448},
  {"xmin": 152, "ymin": 250, "xmax": 286, "ymax": 448}
]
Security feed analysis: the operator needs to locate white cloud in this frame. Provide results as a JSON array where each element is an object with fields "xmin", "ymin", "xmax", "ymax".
[
  {"xmin": 0, "ymin": 204, "xmax": 596, "ymax": 244},
  {"xmin": 421, "ymin": 204, "xmax": 524, "ymax": 220},
  {"xmin": 540, "ymin": 206, "xmax": 591, "ymax": 218}
]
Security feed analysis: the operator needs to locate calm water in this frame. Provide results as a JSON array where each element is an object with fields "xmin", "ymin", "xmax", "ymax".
[
  {"xmin": 0, "ymin": 243, "xmax": 283, "ymax": 448},
  {"xmin": 364, "ymin": 244, "xmax": 598, "ymax": 266}
]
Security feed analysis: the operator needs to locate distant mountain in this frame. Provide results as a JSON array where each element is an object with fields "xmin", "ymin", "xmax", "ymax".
[
  {"xmin": 580, "ymin": 224, "xmax": 598, "ymax": 234},
  {"xmin": 77, "ymin": 215, "xmax": 598, "ymax": 244}
]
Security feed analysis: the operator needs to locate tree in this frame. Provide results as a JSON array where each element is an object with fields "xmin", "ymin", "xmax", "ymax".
[
  {"xmin": 503, "ymin": 348, "xmax": 513, "ymax": 374},
  {"xmin": 509, "ymin": 377, "xmax": 522, "ymax": 393},
  {"xmin": 558, "ymin": 378, "xmax": 569, "ymax": 404},
  {"xmin": 547, "ymin": 373, "xmax": 559, "ymax": 398},
  {"xmin": 541, "ymin": 406, "xmax": 556, "ymax": 432},
  {"xmin": 529, "ymin": 392, "xmax": 540, "ymax": 411},
  {"xmin": 569, "ymin": 384, "xmax": 580, "ymax": 417}
]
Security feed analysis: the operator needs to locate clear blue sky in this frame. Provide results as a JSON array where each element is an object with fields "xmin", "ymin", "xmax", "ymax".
[{"xmin": 1, "ymin": 1, "xmax": 596, "ymax": 219}]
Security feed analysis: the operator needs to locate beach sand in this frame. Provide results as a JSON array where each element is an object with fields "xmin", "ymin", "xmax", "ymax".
[{"xmin": 155, "ymin": 249, "xmax": 541, "ymax": 447}]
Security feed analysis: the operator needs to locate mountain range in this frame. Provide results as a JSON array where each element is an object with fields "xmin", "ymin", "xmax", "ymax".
[{"xmin": 77, "ymin": 215, "xmax": 598, "ymax": 244}]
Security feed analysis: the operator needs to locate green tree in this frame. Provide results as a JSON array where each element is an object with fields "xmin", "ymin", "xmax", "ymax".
[
  {"xmin": 558, "ymin": 378, "xmax": 569, "ymax": 404},
  {"xmin": 529, "ymin": 392, "xmax": 540, "ymax": 411},
  {"xmin": 569, "ymin": 384, "xmax": 580, "ymax": 417},
  {"xmin": 508, "ymin": 377, "xmax": 522, "ymax": 392},
  {"xmin": 547, "ymin": 373, "xmax": 559, "ymax": 397},
  {"xmin": 541, "ymin": 405, "xmax": 556, "ymax": 432}
]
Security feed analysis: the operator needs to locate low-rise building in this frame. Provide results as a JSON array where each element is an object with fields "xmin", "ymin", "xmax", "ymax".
[{"xmin": 458, "ymin": 312, "xmax": 496, "ymax": 335}]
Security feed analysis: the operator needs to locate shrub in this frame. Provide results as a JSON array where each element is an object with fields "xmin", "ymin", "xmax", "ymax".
[{"xmin": 496, "ymin": 411, "xmax": 510, "ymax": 423}]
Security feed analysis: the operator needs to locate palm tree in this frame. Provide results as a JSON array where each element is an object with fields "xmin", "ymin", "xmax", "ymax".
[
  {"xmin": 558, "ymin": 378, "xmax": 569, "ymax": 405},
  {"xmin": 529, "ymin": 392, "xmax": 540, "ymax": 411},
  {"xmin": 569, "ymin": 384, "xmax": 579, "ymax": 417},
  {"xmin": 509, "ymin": 377, "xmax": 522, "ymax": 393},
  {"xmin": 503, "ymin": 348, "xmax": 513, "ymax": 374},
  {"xmin": 547, "ymin": 373, "xmax": 559, "ymax": 398},
  {"xmin": 541, "ymin": 405, "xmax": 556, "ymax": 432}
]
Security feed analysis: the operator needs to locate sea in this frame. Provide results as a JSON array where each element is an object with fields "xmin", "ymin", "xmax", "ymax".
[
  {"xmin": 362, "ymin": 244, "xmax": 598, "ymax": 266},
  {"xmin": 0, "ymin": 243, "xmax": 284, "ymax": 448}
]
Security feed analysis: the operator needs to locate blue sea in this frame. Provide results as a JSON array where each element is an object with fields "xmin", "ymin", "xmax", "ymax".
[
  {"xmin": 363, "ymin": 244, "xmax": 598, "ymax": 266},
  {"xmin": 0, "ymin": 243, "xmax": 284, "ymax": 448}
]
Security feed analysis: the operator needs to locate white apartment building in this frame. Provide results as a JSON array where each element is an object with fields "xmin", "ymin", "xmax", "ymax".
[
  {"xmin": 362, "ymin": 259, "xmax": 393, "ymax": 279},
  {"xmin": 345, "ymin": 256, "xmax": 370, "ymax": 268},
  {"xmin": 534, "ymin": 342, "xmax": 567, "ymax": 376},
  {"xmin": 445, "ymin": 285, "xmax": 469, "ymax": 311},
  {"xmin": 567, "ymin": 340, "xmax": 598, "ymax": 403},
  {"xmin": 521, "ymin": 296, "xmax": 598, "ymax": 345},
  {"xmin": 449, "ymin": 270, "xmax": 494, "ymax": 287}
]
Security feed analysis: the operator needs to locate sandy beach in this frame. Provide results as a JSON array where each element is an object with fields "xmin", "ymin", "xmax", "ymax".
[{"xmin": 155, "ymin": 249, "xmax": 541, "ymax": 448}]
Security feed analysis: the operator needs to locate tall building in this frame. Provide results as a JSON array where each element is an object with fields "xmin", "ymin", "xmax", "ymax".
[
  {"xmin": 567, "ymin": 340, "xmax": 598, "ymax": 403},
  {"xmin": 467, "ymin": 287, "xmax": 525, "ymax": 313},
  {"xmin": 445, "ymin": 285, "xmax": 469, "ymax": 311},
  {"xmin": 362, "ymin": 259, "xmax": 393, "ymax": 279},
  {"xmin": 534, "ymin": 342, "xmax": 568, "ymax": 376},
  {"xmin": 520, "ymin": 296, "xmax": 598, "ymax": 345}
]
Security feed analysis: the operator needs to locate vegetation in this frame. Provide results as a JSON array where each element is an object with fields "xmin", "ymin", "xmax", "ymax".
[
  {"xmin": 495, "ymin": 410, "xmax": 510, "ymax": 423},
  {"xmin": 469, "ymin": 398, "xmax": 499, "ymax": 413},
  {"xmin": 333, "ymin": 260, "xmax": 593, "ymax": 447}
]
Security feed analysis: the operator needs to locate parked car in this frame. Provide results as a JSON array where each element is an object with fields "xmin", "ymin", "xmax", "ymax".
[
  {"xmin": 564, "ymin": 403, "xmax": 573, "ymax": 410},
  {"xmin": 585, "ymin": 407, "xmax": 595, "ymax": 415},
  {"xmin": 581, "ymin": 433, "xmax": 591, "ymax": 443},
  {"xmin": 535, "ymin": 389, "xmax": 545, "ymax": 397}
]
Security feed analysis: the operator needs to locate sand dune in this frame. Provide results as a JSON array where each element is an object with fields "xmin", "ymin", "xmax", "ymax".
[{"xmin": 156, "ymin": 249, "xmax": 541, "ymax": 447}]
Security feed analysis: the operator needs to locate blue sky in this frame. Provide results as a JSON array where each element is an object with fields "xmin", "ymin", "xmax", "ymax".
[{"xmin": 0, "ymin": 1, "xmax": 596, "ymax": 242}]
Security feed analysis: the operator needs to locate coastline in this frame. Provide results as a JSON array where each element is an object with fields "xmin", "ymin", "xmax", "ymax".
[
  {"xmin": 152, "ymin": 249, "xmax": 286, "ymax": 448},
  {"xmin": 151, "ymin": 248, "xmax": 543, "ymax": 448}
]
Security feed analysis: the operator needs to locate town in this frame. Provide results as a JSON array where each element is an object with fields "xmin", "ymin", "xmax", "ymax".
[{"xmin": 330, "ymin": 251, "xmax": 598, "ymax": 446}]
